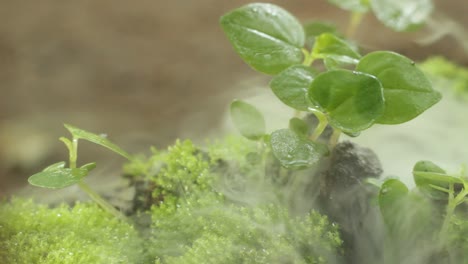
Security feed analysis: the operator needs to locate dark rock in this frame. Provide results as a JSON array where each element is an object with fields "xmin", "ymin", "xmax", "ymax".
[{"xmin": 318, "ymin": 141, "xmax": 385, "ymax": 264}]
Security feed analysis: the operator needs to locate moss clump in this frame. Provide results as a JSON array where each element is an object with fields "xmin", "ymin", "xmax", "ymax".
[
  {"xmin": 141, "ymin": 137, "xmax": 342, "ymax": 263},
  {"xmin": 0, "ymin": 198, "xmax": 143, "ymax": 264},
  {"xmin": 155, "ymin": 203, "xmax": 342, "ymax": 264}
]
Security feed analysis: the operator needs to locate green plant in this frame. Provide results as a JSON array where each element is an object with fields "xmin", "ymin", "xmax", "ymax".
[
  {"xmin": 27, "ymin": 124, "xmax": 133, "ymax": 221},
  {"xmin": 0, "ymin": 198, "xmax": 142, "ymax": 264},
  {"xmin": 377, "ymin": 161, "xmax": 468, "ymax": 263},
  {"xmin": 221, "ymin": 2, "xmax": 441, "ymax": 169}
]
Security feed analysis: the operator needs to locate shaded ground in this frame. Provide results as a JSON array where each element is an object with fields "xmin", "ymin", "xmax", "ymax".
[{"xmin": 0, "ymin": 0, "xmax": 467, "ymax": 196}]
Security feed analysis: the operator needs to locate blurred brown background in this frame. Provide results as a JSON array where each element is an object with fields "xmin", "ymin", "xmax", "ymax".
[{"xmin": 1, "ymin": 0, "xmax": 467, "ymax": 196}]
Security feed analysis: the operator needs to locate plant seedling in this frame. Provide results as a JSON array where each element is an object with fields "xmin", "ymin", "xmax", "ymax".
[
  {"xmin": 221, "ymin": 3, "xmax": 441, "ymax": 169},
  {"xmin": 378, "ymin": 160, "xmax": 468, "ymax": 260},
  {"xmin": 28, "ymin": 124, "xmax": 133, "ymax": 221}
]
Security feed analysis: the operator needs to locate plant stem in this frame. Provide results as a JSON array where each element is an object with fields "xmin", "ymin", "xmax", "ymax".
[
  {"xmin": 70, "ymin": 138, "xmax": 78, "ymax": 169},
  {"xmin": 329, "ymin": 129, "xmax": 342, "ymax": 148},
  {"xmin": 78, "ymin": 181, "xmax": 128, "ymax": 222},
  {"xmin": 438, "ymin": 184, "xmax": 468, "ymax": 242},
  {"xmin": 302, "ymin": 48, "xmax": 315, "ymax": 66},
  {"xmin": 309, "ymin": 109, "xmax": 328, "ymax": 141},
  {"xmin": 346, "ymin": 12, "xmax": 364, "ymax": 39}
]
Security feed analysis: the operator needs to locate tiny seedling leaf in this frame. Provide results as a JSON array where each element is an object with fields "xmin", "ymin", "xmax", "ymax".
[
  {"xmin": 303, "ymin": 21, "xmax": 339, "ymax": 48},
  {"xmin": 289, "ymin": 117, "xmax": 310, "ymax": 137},
  {"xmin": 230, "ymin": 100, "xmax": 266, "ymax": 140},
  {"xmin": 64, "ymin": 124, "xmax": 132, "ymax": 160},
  {"xmin": 327, "ymin": 0, "xmax": 371, "ymax": 13},
  {"xmin": 308, "ymin": 69, "xmax": 384, "ymax": 133},
  {"xmin": 220, "ymin": 3, "xmax": 305, "ymax": 75},
  {"xmin": 28, "ymin": 168, "xmax": 88, "ymax": 189},
  {"xmin": 270, "ymin": 128, "xmax": 328, "ymax": 169},
  {"xmin": 312, "ymin": 33, "xmax": 361, "ymax": 65},
  {"xmin": 413, "ymin": 160, "xmax": 462, "ymax": 200},
  {"xmin": 269, "ymin": 65, "xmax": 316, "ymax": 110},
  {"xmin": 357, "ymin": 51, "xmax": 441, "ymax": 124},
  {"xmin": 379, "ymin": 179, "xmax": 408, "ymax": 232},
  {"xmin": 371, "ymin": 0, "xmax": 433, "ymax": 32},
  {"xmin": 81, "ymin": 162, "xmax": 97, "ymax": 173}
]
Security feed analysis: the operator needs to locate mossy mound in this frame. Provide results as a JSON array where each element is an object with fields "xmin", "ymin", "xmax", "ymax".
[
  {"xmin": 2, "ymin": 137, "xmax": 344, "ymax": 263},
  {"xmin": 0, "ymin": 198, "xmax": 143, "ymax": 264}
]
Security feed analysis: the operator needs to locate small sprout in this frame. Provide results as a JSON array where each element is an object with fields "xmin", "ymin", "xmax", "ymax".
[
  {"xmin": 64, "ymin": 124, "xmax": 132, "ymax": 160},
  {"xmin": 27, "ymin": 124, "xmax": 129, "ymax": 221},
  {"xmin": 311, "ymin": 33, "xmax": 361, "ymax": 65},
  {"xmin": 413, "ymin": 160, "xmax": 463, "ymax": 200},
  {"xmin": 303, "ymin": 21, "xmax": 340, "ymax": 48}
]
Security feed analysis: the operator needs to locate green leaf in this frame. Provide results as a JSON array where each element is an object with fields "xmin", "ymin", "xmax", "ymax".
[
  {"xmin": 43, "ymin": 161, "xmax": 66, "ymax": 172},
  {"xmin": 308, "ymin": 69, "xmax": 384, "ymax": 133},
  {"xmin": 327, "ymin": 0, "xmax": 371, "ymax": 13},
  {"xmin": 64, "ymin": 124, "xmax": 132, "ymax": 160},
  {"xmin": 303, "ymin": 21, "xmax": 339, "ymax": 48},
  {"xmin": 220, "ymin": 3, "xmax": 305, "ymax": 75},
  {"xmin": 230, "ymin": 100, "xmax": 266, "ymax": 140},
  {"xmin": 81, "ymin": 162, "xmax": 97, "ymax": 173},
  {"xmin": 28, "ymin": 168, "xmax": 88, "ymax": 189},
  {"xmin": 378, "ymin": 179, "xmax": 409, "ymax": 233},
  {"xmin": 289, "ymin": 117, "xmax": 310, "ymax": 137},
  {"xmin": 312, "ymin": 33, "xmax": 361, "ymax": 65},
  {"xmin": 379, "ymin": 179, "xmax": 409, "ymax": 209},
  {"xmin": 269, "ymin": 65, "xmax": 316, "ymax": 110},
  {"xmin": 379, "ymin": 179, "xmax": 432, "ymax": 251},
  {"xmin": 371, "ymin": 0, "xmax": 433, "ymax": 32},
  {"xmin": 413, "ymin": 160, "xmax": 462, "ymax": 200},
  {"xmin": 270, "ymin": 128, "xmax": 328, "ymax": 169},
  {"xmin": 357, "ymin": 51, "xmax": 441, "ymax": 124}
]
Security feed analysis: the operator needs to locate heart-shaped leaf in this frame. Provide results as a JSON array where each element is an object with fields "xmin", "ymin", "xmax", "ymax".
[
  {"xmin": 371, "ymin": 0, "xmax": 433, "ymax": 32},
  {"xmin": 64, "ymin": 124, "xmax": 132, "ymax": 160},
  {"xmin": 312, "ymin": 33, "xmax": 361, "ymax": 65},
  {"xmin": 220, "ymin": 3, "xmax": 305, "ymax": 75},
  {"xmin": 270, "ymin": 128, "xmax": 328, "ymax": 169},
  {"xmin": 28, "ymin": 168, "xmax": 88, "ymax": 189},
  {"xmin": 308, "ymin": 69, "xmax": 384, "ymax": 133},
  {"xmin": 269, "ymin": 65, "xmax": 316, "ymax": 110},
  {"xmin": 230, "ymin": 100, "xmax": 266, "ymax": 141},
  {"xmin": 356, "ymin": 51, "xmax": 441, "ymax": 124}
]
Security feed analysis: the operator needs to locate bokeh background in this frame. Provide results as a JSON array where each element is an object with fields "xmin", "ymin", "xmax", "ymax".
[{"xmin": 1, "ymin": 0, "xmax": 467, "ymax": 196}]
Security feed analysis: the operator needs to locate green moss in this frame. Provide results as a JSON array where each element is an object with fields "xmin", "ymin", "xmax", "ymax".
[
  {"xmin": 0, "ymin": 198, "xmax": 143, "ymax": 264},
  {"xmin": 420, "ymin": 56, "xmax": 468, "ymax": 99},
  {"xmin": 152, "ymin": 202, "xmax": 342, "ymax": 263},
  {"xmin": 2, "ymin": 137, "xmax": 342, "ymax": 263},
  {"xmin": 141, "ymin": 137, "xmax": 342, "ymax": 263}
]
